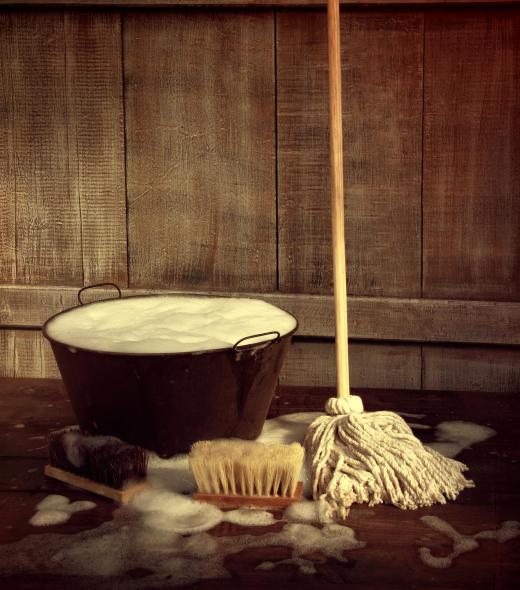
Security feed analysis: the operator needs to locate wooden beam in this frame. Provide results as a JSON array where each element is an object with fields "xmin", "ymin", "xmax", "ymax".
[
  {"xmin": 422, "ymin": 345, "xmax": 520, "ymax": 392},
  {"xmin": 0, "ymin": 284, "xmax": 519, "ymax": 345},
  {"xmin": 280, "ymin": 341, "xmax": 421, "ymax": 389}
]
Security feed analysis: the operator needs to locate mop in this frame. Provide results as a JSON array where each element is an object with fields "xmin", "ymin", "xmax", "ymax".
[{"xmin": 304, "ymin": 0, "xmax": 474, "ymax": 522}]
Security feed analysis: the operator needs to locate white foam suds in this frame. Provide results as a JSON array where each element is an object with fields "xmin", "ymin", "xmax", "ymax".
[
  {"xmin": 427, "ymin": 421, "xmax": 496, "ymax": 458},
  {"xmin": 396, "ymin": 412, "xmax": 426, "ymax": 419},
  {"xmin": 45, "ymin": 295, "xmax": 296, "ymax": 354},
  {"xmin": 236, "ymin": 522, "xmax": 365, "ymax": 570},
  {"xmin": 256, "ymin": 412, "xmax": 321, "ymax": 446},
  {"xmin": 408, "ymin": 423, "xmax": 431, "ymax": 430},
  {"xmin": 29, "ymin": 495, "xmax": 96, "ymax": 527},
  {"xmin": 284, "ymin": 499, "xmax": 322, "ymax": 523},
  {"xmin": 257, "ymin": 557, "xmax": 317, "ymax": 575},
  {"xmin": 2, "ymin": 496, "xmax": 365, "ymax": 587},
  {"xmin": 130, "ymin": 488, "xmax": 223, "ymax": 534},
  {"xmin": 147, "ymin": 453, "xmax": 195, "ymax": 493},
  {"xmin": 130, "ymin": 488, "xmax": 278, "ymax": 533},
  {"xmin": 419, "ymin": 515, "xmax": 520, "ymax": 569},
  {"xmin": 223, "ymin": 509, "xmax": 276, "ymax": 527}
]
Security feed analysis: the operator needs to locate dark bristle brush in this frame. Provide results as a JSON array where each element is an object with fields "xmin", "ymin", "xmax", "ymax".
[{"xmin": 45, "ymin": 426, "xmax": 149, "ymax": 503}]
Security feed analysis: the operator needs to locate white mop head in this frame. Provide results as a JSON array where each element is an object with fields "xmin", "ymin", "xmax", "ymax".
[{"xmin": 305, "ymin": 397, "xmax": 475, "ymax": 521}]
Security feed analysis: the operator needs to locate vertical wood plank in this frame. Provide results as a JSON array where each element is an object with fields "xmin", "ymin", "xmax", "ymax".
[
  {"xmin": 0, "ymin": 14, "xmax": 16, "ymax": 283},
  {"xmin": 1, "ymin": 11, "xmax": 83, "ymax": 285},
  {"xmin": 280, "ymin": 340, "xmax": 421, "ymax": 389},
  {"xmin": 0, "ymin": 330, "xmax": 15, "ymax": 378},
  {"xmin": 125, "ymin": 10, "xmax": 276, "ymax": 291},
  {"xmin": 277, "ymin": 10, "xmax": 422, "ymax": 296},
  {"xmin": 65, "ymin": 11, "xmax": 128, "ymax": 286},
  {"xmin": 422, "ymin": 345, "xmax": 520, "ymax": 393},
  {"xmin": 423, "ymin": 10, "xmax": 520, "ymax": 300},
  {"xmin": 12, "ymin": 330, "xmax": 58, "ymax": 379}
]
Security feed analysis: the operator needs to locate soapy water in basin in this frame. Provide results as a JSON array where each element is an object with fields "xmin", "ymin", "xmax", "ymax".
[{"xmin": 45, "ymin": 296, "xmax": 297, "ymax": 354}]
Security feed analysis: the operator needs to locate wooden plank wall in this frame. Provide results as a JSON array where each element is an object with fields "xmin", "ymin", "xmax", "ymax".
[{"xmin": 0, "ymin": 5, "xmax": 519, "ymax": 392}]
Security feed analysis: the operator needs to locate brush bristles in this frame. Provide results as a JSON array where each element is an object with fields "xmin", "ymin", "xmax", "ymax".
[
  {"xmin": 48, "ymin": 427, "xmax": 149, "ymax": 489},
  {"xmin": 189, "ymin": 440, "xmax": 304, "ymax": 498}
]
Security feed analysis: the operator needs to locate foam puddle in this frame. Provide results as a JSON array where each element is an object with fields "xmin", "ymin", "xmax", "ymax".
[
  {"xmin": 427, "ymin": 421, "xmax": 497, "ymax": 459},
  {"xmin": 0, "ymin": 497, "xmax": 365, "ymax": 587},
  {"xmin": 419, "ymin": 516, "xmax": 520, "ymax": 568},
  {"xmin": 29, "ymin": 495, "xmax": 96, "ymax": 527}
]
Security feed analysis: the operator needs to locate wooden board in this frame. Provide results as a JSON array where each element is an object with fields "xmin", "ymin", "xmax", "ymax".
[
  {"xmin": 0, "ymin": 10, "xmax": 127, "ymax": 287},
  {"xmin": 64, "ymin": 11, "xmax": 127, "ymax": 286},
  {"xmin": 0, "ymin": 10, "xmax": 82, "ymax": 286},
  {"xmin": 422, "ymin": 345, "xmax": 520, "ymax": 392},
  {"xmin": 277, "ymin": 10, "xmax": 422, "ymax": 296},
  {"xmin": 423, "ymin": 9, "xmax": 520, "ymax": 300},
  {"xmin": 0, "ymin": 330, "xmax": 14, "ymax": 378},
  {"xmin": 280, "ymin": 340, "xmax": 421, "ymax": 389},
  {"xmin": 0, "ymin": 15, "xmax": 16, "ymax": 284},
  {"xmin": 0, "ymin": 330, "xmax": 59, "ymax": 379},
  {"xmin": 124, "ymin": 10, "xmax": 276, "ymax": 291},
  {"xmin": 2, "ymin": 285, "xmax": 519, "ymax": 346}
]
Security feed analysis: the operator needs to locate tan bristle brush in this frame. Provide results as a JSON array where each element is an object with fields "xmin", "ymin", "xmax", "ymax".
[{"xmin": 189, "ymin": 440, "xmax": 304, "ymax": 509}]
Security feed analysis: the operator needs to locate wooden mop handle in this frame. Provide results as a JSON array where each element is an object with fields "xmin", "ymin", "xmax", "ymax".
[{"xmin": 327, "ymin": 0, "xmax": 350, "ymax": 399}]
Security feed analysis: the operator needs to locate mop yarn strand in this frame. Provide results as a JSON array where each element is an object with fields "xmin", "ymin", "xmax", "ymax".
[{"xmin": 305, "ymin": 397, "xmax": 475, "ymax": 521}]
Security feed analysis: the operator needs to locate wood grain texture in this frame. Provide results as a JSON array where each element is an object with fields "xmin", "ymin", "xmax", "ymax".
[
  {"xmin": 280, "ymin": 340, "xmax": 421, "ymax": 389},
  {"xmin": 0, "ymin": 11, "xmax": 82, "ymax": 285},
  {"xmin": 64, "ymin": 11, "xmax": 128, "ymax": 286},
  {"xmin": 0, "ymin": 14, "xmax": 16, "ymax": 283},
  {"xmin": 327, "ymin": 0, "xmax": 351, "ymax": 397},
  {"xmin": 277, "ymin": 10, "xmax": 422, "ymax": 296},
  {"xmin": 0, "ymin": 329, "xmax": 59, "ymax": 379},
  {"xmin": 13, "ymin": 330, "xmax": 59, "ymax": 379},
  {"xmin": 1, "ymin": 285, "xmax": 520, "ymax": 345},
  {"xmin": 0, "ymin": 10, "xmax": 127, "ymax": 287},
  {"xmin": 0, "ymin": 330, "xmax": 14, "ymax": 378},
  {"xmin": 423, "ymin": 9, "xmax": 520, "ymax": 300},
  {"xmin": 422, "ymin": 345, "xmax": 520, "ymax": 392},
  {"xmin": 124, "ymin": 10, "xmax": 276, "ymax": 291}
]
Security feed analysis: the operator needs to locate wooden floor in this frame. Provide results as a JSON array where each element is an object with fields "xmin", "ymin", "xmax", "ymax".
[{"xmin": 0, "ymin": 378, "xmax": 519, "ymax": 589}]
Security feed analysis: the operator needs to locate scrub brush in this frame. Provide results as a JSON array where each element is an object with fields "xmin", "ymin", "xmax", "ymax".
[
  {"xmin": 45, "ymin": 426, "xmax": 149, "ymax": 503},
  {"xmin": 189, "ymin": 439, "xmax": 304, "ymax": 509}
]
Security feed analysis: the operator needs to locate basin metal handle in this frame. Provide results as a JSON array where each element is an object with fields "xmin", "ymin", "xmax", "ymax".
[
  {"xmin": 232, "ymin": 331, "xmax": 281, "ymax": 352},
  {"xmin": 78, "ymin": 283, "xmax": 123, "ymax": 305}
]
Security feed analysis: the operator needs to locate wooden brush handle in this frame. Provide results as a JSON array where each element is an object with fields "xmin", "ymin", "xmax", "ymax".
[{"xmin": 327, "ymin": 0, "xmax": 350, "ymax": 399}]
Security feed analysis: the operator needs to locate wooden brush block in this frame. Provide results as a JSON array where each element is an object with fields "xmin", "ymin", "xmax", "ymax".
[
  {"xmin": 44, "ymin": 465, "xmax": 148, "ymax": 504},
  {"xmin": 193, "ymin": 481, "xmax": 303, "ymax": 509}
]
